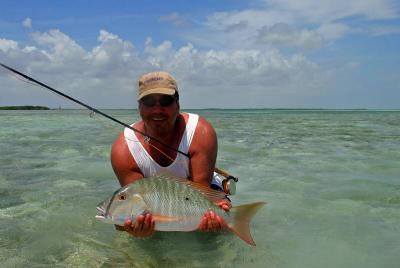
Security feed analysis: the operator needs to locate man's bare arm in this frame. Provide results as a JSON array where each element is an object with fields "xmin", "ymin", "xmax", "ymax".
[
  {"xmin": 110, "ymin": 132, "xmax": 143, "ymax": 186},
  {"xmin": 188, "ymin": 117, "xmax": 218, "ymax": 186}
]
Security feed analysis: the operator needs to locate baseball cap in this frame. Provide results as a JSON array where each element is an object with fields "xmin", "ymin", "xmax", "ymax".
[{"xmin": 137, "ymin": 71, "xmax": 178, "ymax": 100}]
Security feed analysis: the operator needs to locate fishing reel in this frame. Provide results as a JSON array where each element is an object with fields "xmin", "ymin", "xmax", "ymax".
[
  {"xmin": 222, "ymin": 175, "xmax": 238, "ymax": 195},
  {"xmin": 214, "ymin": 168, "xmax": 238, "ymax": 196}
]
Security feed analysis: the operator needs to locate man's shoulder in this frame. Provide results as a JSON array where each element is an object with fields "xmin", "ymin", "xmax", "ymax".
[
  {"xmin": 190, "ymin": 115, "xmax": 217, "ymax": 151},
  {"xmin": 111, "ymin": 131, "xmax": 142, "ymax": 174},
  {"xmin": 196, "ymin": 115, "xmax": 215, "ymax": 131},
  {"xmin": 111, "ymin": 132, "xmax": 127, "ymax": 153}
]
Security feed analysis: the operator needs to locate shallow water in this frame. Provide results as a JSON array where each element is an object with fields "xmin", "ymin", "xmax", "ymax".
[{"xmin": 0, "ymin": 109, "xmax": 399, "ymax": 267}]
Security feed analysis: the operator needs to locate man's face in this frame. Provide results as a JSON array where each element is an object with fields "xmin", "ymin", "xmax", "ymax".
[{"xmin": 138, "ymin": 93, "xmax": 180, "ymax": 134}]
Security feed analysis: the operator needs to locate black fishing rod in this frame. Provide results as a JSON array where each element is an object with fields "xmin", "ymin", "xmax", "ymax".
[
  {"xmin": 0, "ymin": 62, "xmax": 190, "ymax": 158},
  {"xmin": 1, "ymin": 62, "xmax": 240, "ymax": 190}
]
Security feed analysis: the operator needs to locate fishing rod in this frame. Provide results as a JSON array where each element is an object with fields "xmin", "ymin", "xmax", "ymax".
[
  {"xmin": 0, "ymin": 62, "xmax": 239, "ymax": 193},
  {"xmin": 0, "ymin": 62, "xmax": 189, "ymax": 158}
]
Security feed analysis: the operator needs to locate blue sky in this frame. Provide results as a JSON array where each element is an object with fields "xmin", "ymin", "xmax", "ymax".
[{"xmin": 0, "ymin": 0, "xmax": 399, "ymax": 108}]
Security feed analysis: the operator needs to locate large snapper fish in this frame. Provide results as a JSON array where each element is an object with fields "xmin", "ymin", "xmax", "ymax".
[{"xmin": 96, "ymin": 176, "xmax": 266, "ymax": 246}]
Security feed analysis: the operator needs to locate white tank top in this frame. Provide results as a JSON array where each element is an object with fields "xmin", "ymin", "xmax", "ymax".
[{"xmin": 124, "ymin": 113, "xmax": 199, "ymax": 178}]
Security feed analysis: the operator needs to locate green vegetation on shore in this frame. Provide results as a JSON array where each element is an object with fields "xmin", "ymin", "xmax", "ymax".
[{"xmin": 0, "ymin": 106, "xmax": 50, "ymax": 110}]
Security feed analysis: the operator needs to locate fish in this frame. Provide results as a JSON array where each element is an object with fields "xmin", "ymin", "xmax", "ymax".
[{"xmin": 96, "ymin": 175, "xmax": 266, "ymax": 246}]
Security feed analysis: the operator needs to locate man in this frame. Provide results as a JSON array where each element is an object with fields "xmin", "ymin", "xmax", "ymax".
[{"xmin": 111, "ymin": 71, "xmax": 230, "ymax": 237}]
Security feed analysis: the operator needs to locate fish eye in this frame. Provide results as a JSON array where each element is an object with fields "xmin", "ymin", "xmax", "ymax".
[{"xmin": 118, "ymin": 193, "xmax": 127, "ymax": 201}]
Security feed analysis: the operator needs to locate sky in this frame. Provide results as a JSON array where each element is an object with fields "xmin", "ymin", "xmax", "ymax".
[{"xmin": 0, "ymin": 0, "xmax": 399, "ymax": 109}]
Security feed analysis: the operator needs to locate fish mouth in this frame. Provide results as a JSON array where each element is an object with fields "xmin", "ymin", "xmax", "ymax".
[
  {"xmin": 95, "ymin": 205, "xmax": 106, "ymax": 220},
  {"xmin": 95, "ymin": 198, "xmax": 111, "ymax": 220}
]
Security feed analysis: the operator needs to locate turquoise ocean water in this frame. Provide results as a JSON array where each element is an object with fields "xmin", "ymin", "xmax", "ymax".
[{"xmin": 0, "ymin": 109, "xmax": 399, "ymax": 268}]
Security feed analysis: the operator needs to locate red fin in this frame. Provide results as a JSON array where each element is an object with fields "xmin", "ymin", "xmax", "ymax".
[
  {"xmin": 227, "ymin": 202, "xmax": 266, "ymax": 246},
  {"xmin": 152, "ymin": 214, "xmax": 180, "ymax": 222}
]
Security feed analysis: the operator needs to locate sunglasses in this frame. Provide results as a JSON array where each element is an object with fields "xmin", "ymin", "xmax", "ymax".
[{"xmin": 140, "ymin": 95, "xmax": 176, "ymax": 107}]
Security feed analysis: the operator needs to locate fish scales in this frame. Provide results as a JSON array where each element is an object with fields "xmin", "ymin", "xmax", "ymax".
[
  {"xmin": 96, "ymin": 175, "xmax": 266, "ymax": 246},
  {"xmin": 139, "ymin": 177, "xmax": 218, "ymax": 231}
]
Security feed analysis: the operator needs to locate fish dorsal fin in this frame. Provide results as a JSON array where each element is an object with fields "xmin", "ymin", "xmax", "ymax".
[{"xmin": 154, "ymin": 175, "xmax": 226, "ymax": 203}]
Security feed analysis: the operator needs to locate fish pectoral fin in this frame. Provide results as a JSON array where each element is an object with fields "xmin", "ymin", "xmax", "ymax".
[
  {"xmin": 133, "ymin": 194, "xmax": 149, "ymax": 210},
  {"xmin": 152, "ymin": 214, "xmax": 181, "ymax": 222},
  {"xmin": 130, "ymin": 194, "xmax": 151, "ymax": 218}
]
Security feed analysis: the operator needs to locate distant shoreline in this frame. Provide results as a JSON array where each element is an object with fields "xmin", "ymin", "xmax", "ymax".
[
  {"xmin": 0, "ymin": 106, "xmax": 50, "ymax": 110},
  {"xmin": 1, "ymin": 106, "xmax": 398, "ymax": 112}
]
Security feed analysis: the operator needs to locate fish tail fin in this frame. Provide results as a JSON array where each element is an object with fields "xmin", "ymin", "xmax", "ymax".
[{"xmin": 227, "ymin": 202, "xmax": 266, "ymax": 246}]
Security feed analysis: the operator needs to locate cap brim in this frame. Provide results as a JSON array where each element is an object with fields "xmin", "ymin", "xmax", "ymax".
[{"xmin": 137, "ymin": 88, "xmax": 176, "ymax": 100}]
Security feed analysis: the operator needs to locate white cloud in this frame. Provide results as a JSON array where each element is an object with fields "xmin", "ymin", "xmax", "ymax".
[
  {"xmin": 31, "ymin": 29, "xmax": 86, "ymax": 61},
  {"xmin": 144, "ymin": 37, "xmax": 174, "ymax": 67},
  {"xmin": 177, "ymin": 49, "xmax": 325, "ymax": 106},
  {"xmin": 206, "ymin": 9, "xmax": 295, "ymax": 30},
  {"xmin": 264, "ymin": 0, "xmax": 399, "ymax": 22},
  {"xmin": 22, "ymin": 18, "xmax": 32, "ymax": 29},
  {"xmin": 190, "ymin": 0, "xmax": 399, "ymax": 49},
  {"xmin": 257, "ymin": 23, "xmax": 323, "ymax": 49},
  {"xmin": 159, "ymin": 13, "xmax": 190, "ymax": 27},
  {"xmin": 98, "ymin": 30, "xmax": 119, "ymax": 42},
  {"xmin": 1, "ymin": 1, "xmax": 398, "ymax": 109},
  {"xmin": 89, "ymin": 29, "xmax": 137, "ymax": 68},
  {"xmin": 316, "ymin": 23, "xmax": 351, "ymax": 40},
  {"xmin": 0, "ymin": 39, "xmax": 18, "ymax": 52},
  {"xmin": 224, "ymin": 20, "xmax": 249, "ymax": 33},
  {"xmin": 250, "ymin": 22, "xmax": 353, "ymax": 49},
  {"xmin": 0, "ymin": 29, "xmax": 328, "ymax": 108}
]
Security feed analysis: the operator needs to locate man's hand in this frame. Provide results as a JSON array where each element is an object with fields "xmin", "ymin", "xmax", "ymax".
[
  {"xmin": 216, "ymin": 199, "xmax": 231, "ymax": 212},
  {"xmin": 123, "ymin": 212, "xmax": 155, "ymax": 237},
  {"xmin": 198, "ymin": 199, "xmax": 231, "ymax": 232}
]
